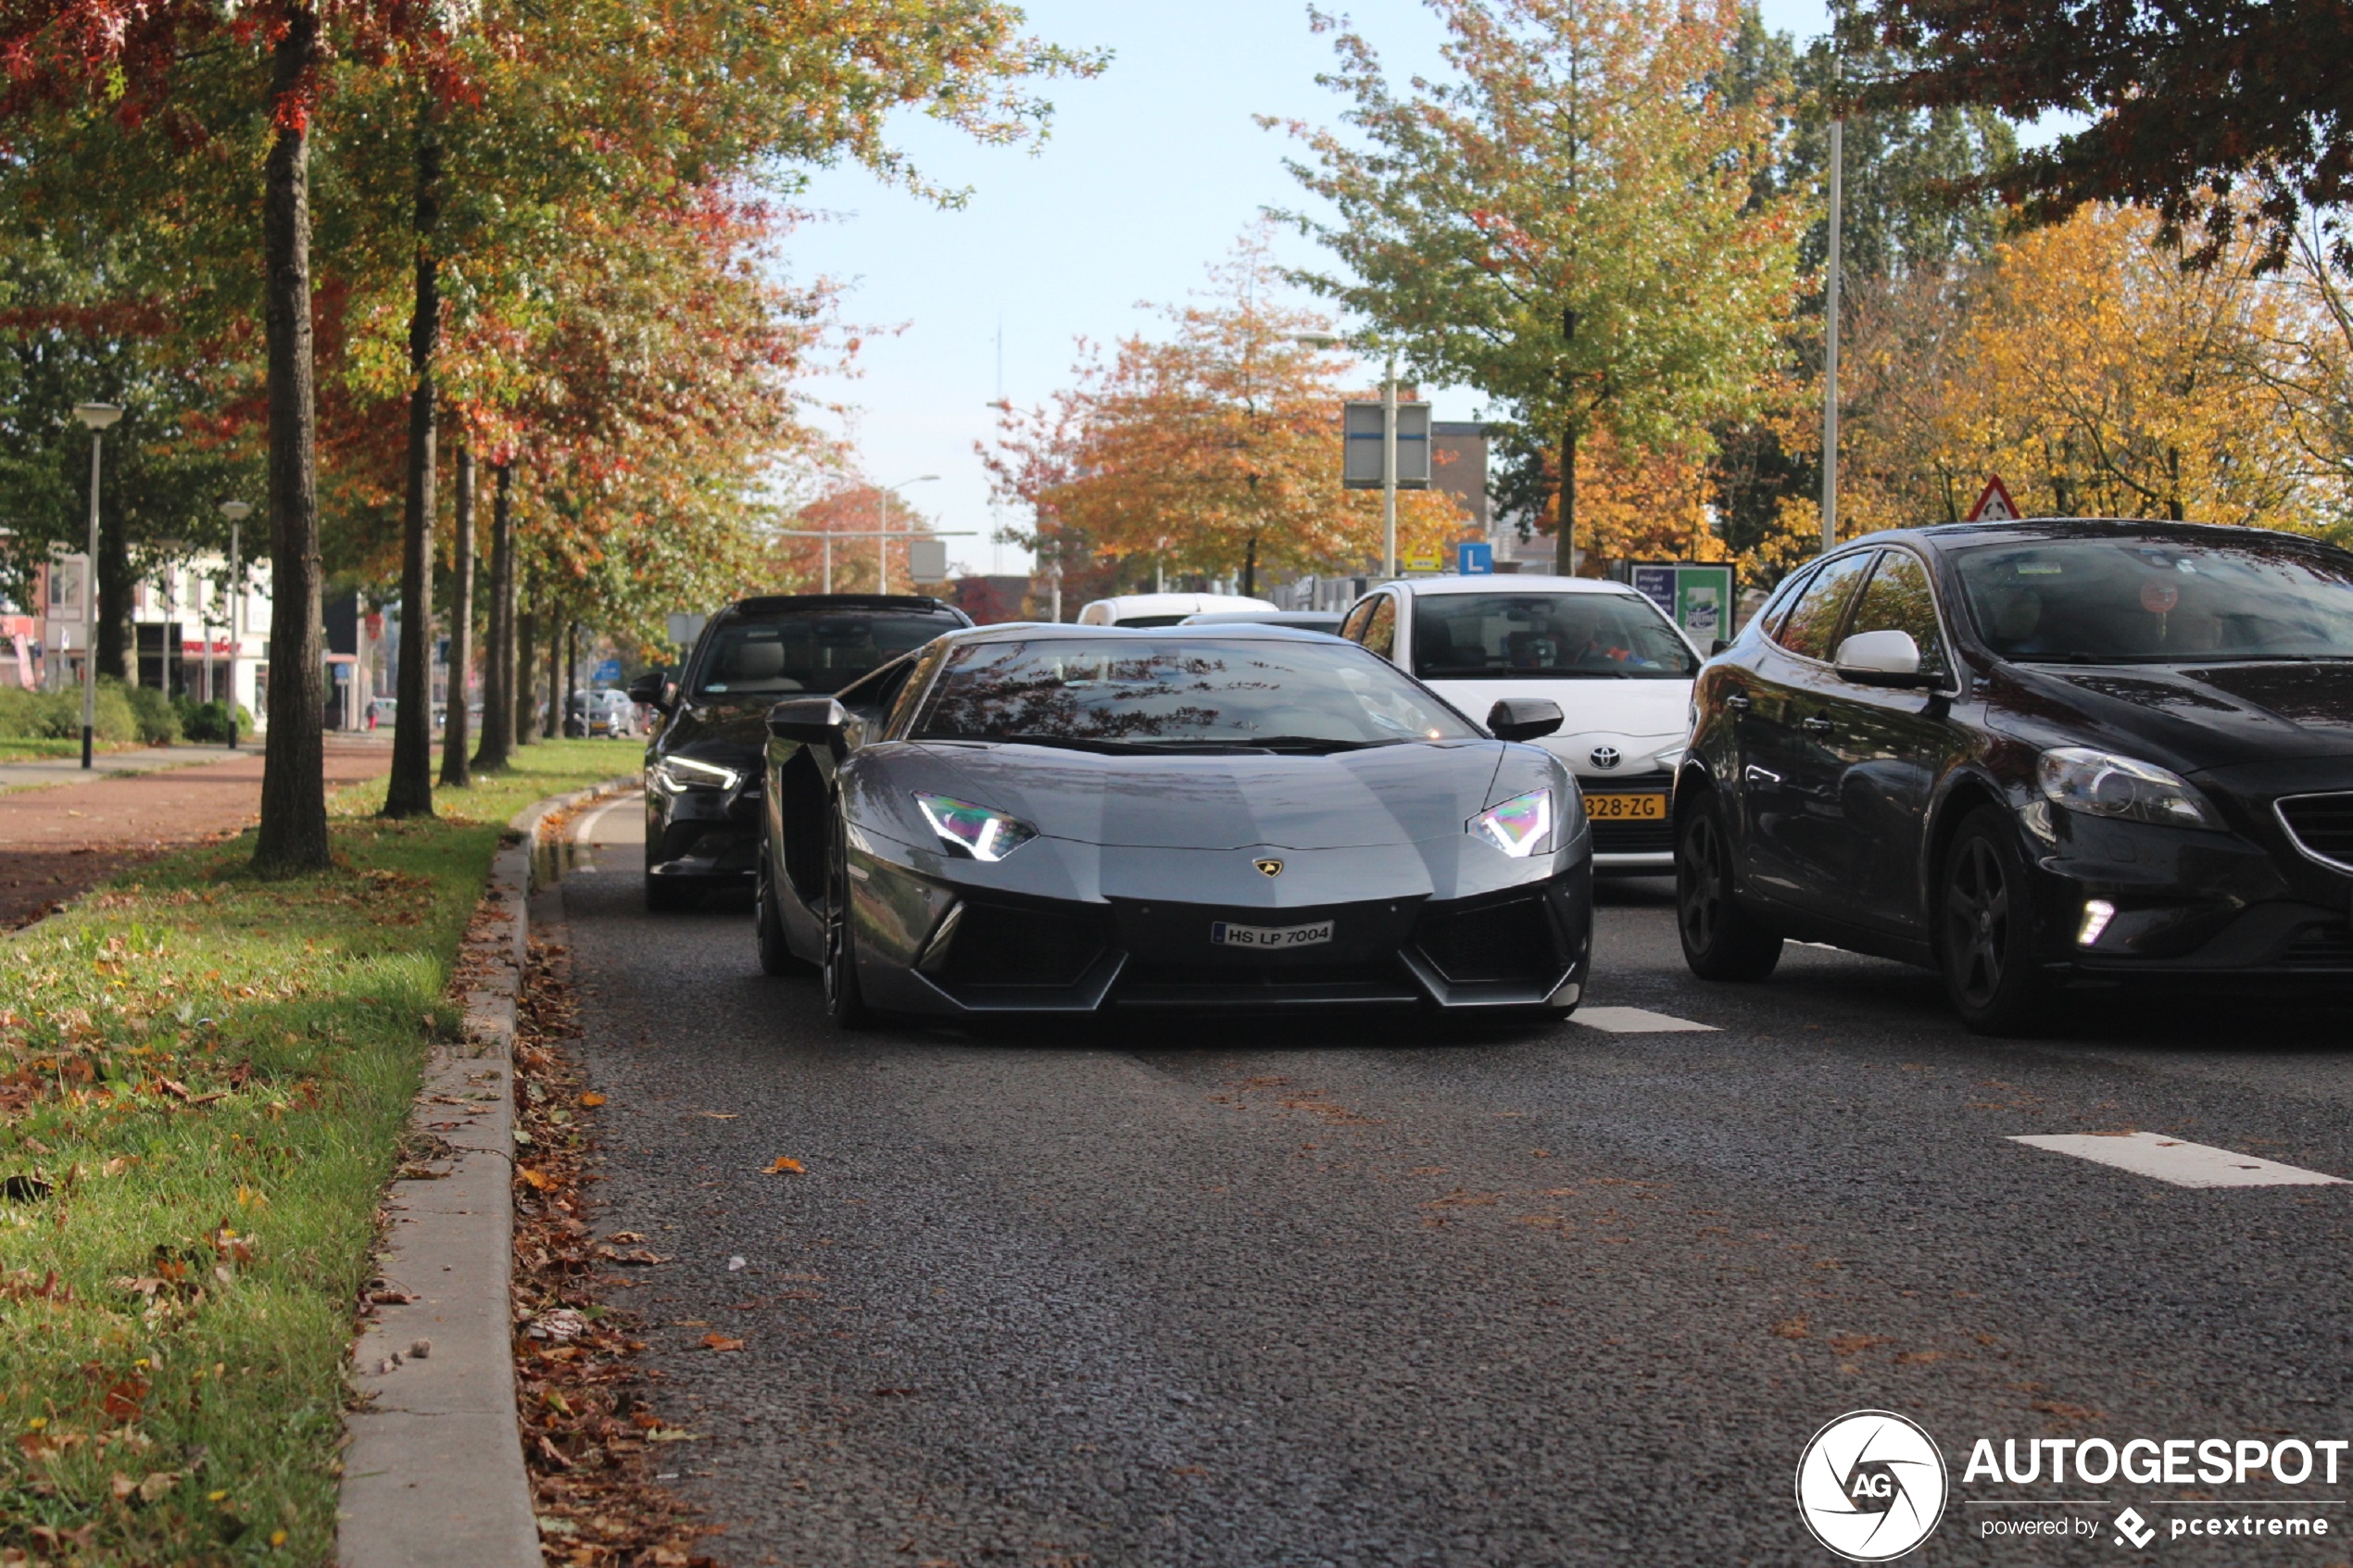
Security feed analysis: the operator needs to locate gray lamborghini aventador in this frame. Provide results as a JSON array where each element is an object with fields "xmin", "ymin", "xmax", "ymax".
[{"xmin": 752, "ymin": 622, "xmax": 1593, "ymax": 1026}]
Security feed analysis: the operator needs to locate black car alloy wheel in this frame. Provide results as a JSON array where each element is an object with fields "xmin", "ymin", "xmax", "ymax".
[
  {"xmin": 822, "ymin": 816, "xmax": 875, "ymax": 1028},
  {"xmin": 1939, "ymin": 808, "xmax": 2050, "ymax": 1035},
  {"xmin": 1677, "ymin": 792, "xmax": 1782, "ymax": 982}
]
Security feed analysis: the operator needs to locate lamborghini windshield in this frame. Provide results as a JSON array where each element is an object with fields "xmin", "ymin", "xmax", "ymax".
[{"xmin": 912, "ymin": 636, "xmax": 1479, "ymax": 751}]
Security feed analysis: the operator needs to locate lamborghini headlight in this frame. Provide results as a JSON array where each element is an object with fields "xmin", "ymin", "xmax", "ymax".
[
  {"xmin": 915, "ymin": 794, "xmax": 1038, "ymax": 862},
  {"xmin": 651, "ymin": 756, "xmax": 742, "ymax": 793},
  {"xmin": 1468, "ymin": 788, "xmax": 1554, "ymax": 859}
]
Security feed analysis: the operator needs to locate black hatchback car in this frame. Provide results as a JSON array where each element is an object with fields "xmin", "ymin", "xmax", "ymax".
[
  {"xmin": 635, "ymin": 594, "xmax": 971, "ymax": 909},
  {"xmin": 1674, "ymin": 519, "xmax": 2353, "ymax": 1032}
]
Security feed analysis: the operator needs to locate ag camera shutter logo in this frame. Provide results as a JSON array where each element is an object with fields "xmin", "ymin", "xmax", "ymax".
[{"xmin": 1796, "ymin": 1411, "xmax": 1948, "ymax": 1562}]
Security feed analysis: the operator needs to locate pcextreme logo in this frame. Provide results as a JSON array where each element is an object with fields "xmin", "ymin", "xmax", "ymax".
[{"xmin": 1796, "ymin": 1411, "xmax": 1950, "ymax": 1562}]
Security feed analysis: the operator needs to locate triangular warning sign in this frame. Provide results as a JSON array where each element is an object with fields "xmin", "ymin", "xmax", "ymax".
[{"xmin": 1967, "ymin": 475, "xmax": 2020, "ymax": 523}]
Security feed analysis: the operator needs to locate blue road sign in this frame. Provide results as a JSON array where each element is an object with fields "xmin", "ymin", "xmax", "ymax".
[{"xmin": 1456, "ymin": 541, "xmax": 1494, "ymax": 575}]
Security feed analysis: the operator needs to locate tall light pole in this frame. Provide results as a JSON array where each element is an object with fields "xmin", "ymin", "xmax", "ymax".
[
  {"xmin": 220, "ymin": 500, "xmax": 253, "ymax": 748},
  {"xmin": 1822, "ymin": 113, "xmax": 1844, "ymax": 550},
  {"xmin": 73, "ymin": 403, "xmax": 121, "ymax": 770},
  {"xmin": 1381, "ymin": 353, "xmax": 1400, "ymax": 579},
  {"xmin": 873, "ymin": 474, "xmax": 939, "ymax": 596}
]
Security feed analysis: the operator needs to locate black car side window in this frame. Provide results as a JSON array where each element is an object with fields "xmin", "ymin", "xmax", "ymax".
[
  {"xmin": 1758, "ymin": 564, "xmax": 1818, "ymax": 644},
  {"xmin": 1843, "ymin": 550, "xmax": 1949, "ymax": 677},
  {"xmin": 1775, "ymin": 552, "xmax": 1877, "ymax": 661}
]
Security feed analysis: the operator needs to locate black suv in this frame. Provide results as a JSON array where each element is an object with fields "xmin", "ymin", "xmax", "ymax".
[
  {"xmin": 1675, "ymin": 519, "xmax": 2353, "ymax": 1032},
  {"xmin": 635, "ymin": 594, "xmax": 971, "ymax": 909}
]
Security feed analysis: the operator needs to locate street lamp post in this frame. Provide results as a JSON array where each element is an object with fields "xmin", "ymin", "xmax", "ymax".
[
  {"xmin": 873, "ymin": 474, "xmax": 939, "ymax": 596},
  {"xmin": 72, "ymin": 403, "xmax": 121, "ymax": 770},
  {"xmin": 220, "ymin": 500, "xmax": 253, "ymax": 748}
]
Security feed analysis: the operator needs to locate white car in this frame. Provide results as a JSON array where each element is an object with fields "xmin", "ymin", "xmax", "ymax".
[
  {"xmin": 1076, "ymin": 591, "xmax": 1279, "ymax": 628},
  {"xmin": 1339, "ymin": 574, "xmax": 1702, "ymax": 873}
]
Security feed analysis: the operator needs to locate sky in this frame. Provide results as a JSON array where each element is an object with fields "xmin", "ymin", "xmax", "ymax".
[{"xmin": 789, "ymin": 0, "xmax": 1835, "ymax": 578}]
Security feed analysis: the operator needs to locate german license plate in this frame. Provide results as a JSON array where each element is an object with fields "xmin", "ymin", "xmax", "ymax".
[
  {"xmin": 1210, "ymin": 919, "xmax": 1334, "ymax": 949},
  {"xmin": 1584, "ymin": 791, "xmax": 1667, "ymax": 822}
]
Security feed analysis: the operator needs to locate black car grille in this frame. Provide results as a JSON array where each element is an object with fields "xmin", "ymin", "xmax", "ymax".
[
  {"xmin": 1412, "ymin": 895, "xmax": 1560, "ymax": 985},
  {"xmin": 2282, "ymin": 920, "xmax": 2353, "ymax": 968},
  {"xmin": 937, "ymin": 903, "xmax": 1106, "ymax": 988},
  {"xmin": 2277, "ymin": 793, "xmax": 2353, "ymax": 870}
]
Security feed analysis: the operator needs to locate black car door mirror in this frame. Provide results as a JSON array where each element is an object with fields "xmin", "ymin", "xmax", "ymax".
[
  {"xmin": 1709, "ymin": 637, "xmax": 1730, "ymax": 658},
  {"xmin": 1834, "ymin": 630, "xmax": 1936, "ymax": 687},
  {"xmin": 768, "ymin": 696, "xmax": 849, "ymax": 746},
  {"xmin": 1486, "ymin": 697, "xmax": 1565, "ymax": 743},
  {"xmin": 627, "ymin": 670, "xmax": 673, "ymax": 710}
]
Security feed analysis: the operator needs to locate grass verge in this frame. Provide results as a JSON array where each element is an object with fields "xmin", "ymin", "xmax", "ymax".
[{"xmin": 0, "ymin": 740, "xmax": 634, "ymax": 1565}]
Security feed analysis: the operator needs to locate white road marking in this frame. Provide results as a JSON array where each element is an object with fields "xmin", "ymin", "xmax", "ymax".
[
  {"xmin": 2008, "ymin": 1132, "xmax": 2347, "ymax": 1189},
  {"xmin": 1572, "ymin": 1006, "xmax": 1718, "ymax": 1034},
  {"xmin": 567, "ymin": 793, "xmax": 637, "ymax": 875}
]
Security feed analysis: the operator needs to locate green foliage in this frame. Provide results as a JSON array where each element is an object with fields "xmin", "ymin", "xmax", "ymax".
[
  {"xmin": 121, "ymin": 682, "xmax": 179, "ymax": 746},
  {"xmin": 0, "ymin": 742, "xmax": 621, "ymax": 1565},
  {"xmin": 0, "ymin": 683, "xmax": 136, "ymax": 745},
  {"xmin": 172, "ymin": 698, "xmax": 253, "ymax": 746}
]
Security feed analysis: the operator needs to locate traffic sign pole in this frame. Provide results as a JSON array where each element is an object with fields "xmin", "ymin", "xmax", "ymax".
[{"xmin": 1381, "ymin": 355, "xmax": 1398, "ymax": 580}]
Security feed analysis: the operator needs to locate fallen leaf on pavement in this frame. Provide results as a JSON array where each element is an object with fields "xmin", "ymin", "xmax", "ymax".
[
  {"xmin": 644, "ymin": 1429, "xmax": 708, "ymax": 1443},
  {"xmin": 699, "ymin": 1334, "xmax": 744, "ymax": 1353},
  {"xmin": 761, "ymin": 1157, "xmax": 804, "ymax": 1174},
  {"xmin": 519, "ymin": 1166, "xmax": 556, "ymax": 1191},
  {"xmin": 579, "ymin": 1093, "xmax": 606, "ymax": 1108}
]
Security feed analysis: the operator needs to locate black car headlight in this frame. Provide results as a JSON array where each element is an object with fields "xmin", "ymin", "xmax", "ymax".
[
  {"xmin": 2036, "ymin": 747, "xmax": 2221, "ymax": 831},
  {"xmin": 651, "ymin": 756, "xmax": 742, "ymax": 794}
]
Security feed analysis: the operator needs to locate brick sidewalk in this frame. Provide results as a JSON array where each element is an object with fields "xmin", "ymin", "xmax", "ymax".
[{"xmin": 0, "ymin": 741, "xmax": 395, "ymax": 928}]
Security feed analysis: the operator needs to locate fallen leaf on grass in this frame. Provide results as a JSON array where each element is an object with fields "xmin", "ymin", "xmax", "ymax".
[
  {"xmin": 699, "ymin": 1334, "xmax": 744, "ymax": 1353},
  {"xmin": 761, "ymin": 1157, "xmax": 804, "ymax": 1174}
]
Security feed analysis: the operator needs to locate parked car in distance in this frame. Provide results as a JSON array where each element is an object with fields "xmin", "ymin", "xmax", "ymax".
[
  {"xmin": 1077, "ymin": 592, "xmax": 1279, "ymax": 628},
  {"xmin": 635, "ymin": 594, "xmax": 972, "ymax": 910},
  {"xmin": 1676, "ymin": 518, "xmax": 2353, "ymax": 1033},
  {"xmin": 1340, "ymin": 575, "xmax": 1701, "ymax": 873},
  {"xmin": 1178, "ymin": 609, "xmax": 1347, "ymax": 635},
  {"xmin": 567, "ymin": 688, "xmax": 636, "ymax": 738},
  {"xmin": 754, "ymin": 622, "xmax": 1591, "ymax": 1025}
]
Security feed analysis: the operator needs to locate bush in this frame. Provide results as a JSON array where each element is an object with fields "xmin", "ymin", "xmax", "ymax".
[
  {"xmin": 117, "ymin": 679, "xmax": 181, "ymax": 745},
  {"xmin": 176, "ymin": 696, "xmax": 253, "ymax": 744},
  {"xmin": 0, "ymin": 682, "xmax": 139, "ymax": 745}
]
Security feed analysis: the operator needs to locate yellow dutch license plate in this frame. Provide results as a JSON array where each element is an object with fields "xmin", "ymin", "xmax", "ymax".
[{"xmin": 1583, "ymin": 792, "xmax": 1667, "ymax": 822}]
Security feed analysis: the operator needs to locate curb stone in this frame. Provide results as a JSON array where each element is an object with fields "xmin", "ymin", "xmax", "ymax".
[{"xmin": 336, "ymin": 776, "xmax": 639, "ymax": 1568}]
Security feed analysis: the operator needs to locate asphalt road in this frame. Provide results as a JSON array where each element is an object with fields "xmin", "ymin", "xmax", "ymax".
[{"xmin": 555, "ymin": 793, "xmax": 2353, "ymax": 1568}]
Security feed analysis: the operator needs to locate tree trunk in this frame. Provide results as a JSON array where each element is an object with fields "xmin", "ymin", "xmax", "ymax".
[
  {"xmin": 472, "ymin": 462, "xmax": 514, "ymax": 771},
  {"xmin": 252, "ymin": 7, "xmax": 330, "ymax": 876},
  {"xmin": 1554, "ymin": 423, "xmax": 1579, "ymax": 577},
  {"xmin": 1241, "ymin": 533, "xmax": 1258, "ymax": 599},
  {"xmin": 95, "ymin": 495, "xmax": 132, "ymax": 682},
  {"xmin": 383, "ymin": 118, "xmax": 443, "ymax": 819},
  {"xmin": 515, "ymin": 604, "xmax": 537, "ymax": 747},
  {"xmin": 562, "ymin": 619, "xmax": 579, "ymax": 735},
  {"xmin": 542, "ymin": 618, "xmax": 560, "ymax": 738},
  {"xmin": 439, "ymin": 446, "xmax": 474, "ymax": 787}
]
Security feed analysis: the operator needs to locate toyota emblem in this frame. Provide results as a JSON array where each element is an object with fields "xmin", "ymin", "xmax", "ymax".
[{"xmin": 1590, "ymin": 746, "xmax": 1622, "ymax": 771}]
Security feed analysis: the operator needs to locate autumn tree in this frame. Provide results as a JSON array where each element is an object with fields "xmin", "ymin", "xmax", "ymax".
[
  {"xmin": 1275, "ymin": 0, "xmax": 1799, "ymax": 575},
  {"xmin": 987, "ymin": 239, "xmax": 1468, "ymax": 601},
  {"xmin": 1857, "ymin": 0, "xmax": 2353, "ymax": 269}
]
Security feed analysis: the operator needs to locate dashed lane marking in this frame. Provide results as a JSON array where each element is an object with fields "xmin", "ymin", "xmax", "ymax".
[
  {"xmin": 2008, "ymin": 1132, "xmax": 2347, "ymax": 1189},
  {"xmin": 1572, "ymin": 1006, "xmax": 1718, "ymax": 1034}
]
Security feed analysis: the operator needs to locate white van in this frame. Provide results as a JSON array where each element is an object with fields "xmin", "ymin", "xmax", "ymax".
[
  {"xmin": 1340, "ymin": 574, "xmax": 1701, "ymax": 872},
  {"xmin": 1076, "ymin": 592, "xmax": 1279, "ymax": 628}
]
